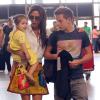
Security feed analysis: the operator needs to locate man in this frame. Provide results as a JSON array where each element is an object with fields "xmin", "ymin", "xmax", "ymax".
[
  {"xmin": 83, "ymin": 22, "xmax": 91, "ymax": 39},
  {"xmin": 83, "ymin": 22, "xmax": 92, "ymax": 80},
  {"xmin": 44, "ymin": 7, "xmax": 92, "ymax": 100},
  {"xmin": 3, "ymin": 18, "xmax": 13, "ymax": 73},
  {"xmin": 0, "ymin": 26, "xmax": 5, "ymax": 71}
]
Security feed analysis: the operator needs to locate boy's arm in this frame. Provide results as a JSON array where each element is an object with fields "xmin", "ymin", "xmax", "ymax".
[
  {"xmin": 69, "ymin": 45, "xmax": 92, "ymax": 68},
  {"xmin": 44, "ymin": 45, "xmax": 58, "ymax": 60}
]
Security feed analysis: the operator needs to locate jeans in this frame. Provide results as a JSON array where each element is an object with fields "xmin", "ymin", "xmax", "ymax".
[
  {"xmin": 92, "ymin": 38, "xmax": 99, "ymax": 52},
  {"xmin": 54, "ymin": 78, "xmax": 88, "ymax": 100}
]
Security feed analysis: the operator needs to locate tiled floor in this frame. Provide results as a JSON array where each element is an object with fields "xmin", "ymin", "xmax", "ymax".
[{"xmin": 0, "ymin": 53, "xmax": 100, "ymax": 100}]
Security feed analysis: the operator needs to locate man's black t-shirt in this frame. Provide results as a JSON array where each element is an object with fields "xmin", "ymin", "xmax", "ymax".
[{"xmin": 48, "ymin": 29, "xmax": 90, "ymax": 79}]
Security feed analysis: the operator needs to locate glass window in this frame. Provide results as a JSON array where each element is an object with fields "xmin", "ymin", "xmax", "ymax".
[
  {"xmin": 66, "ymin": 0, "xmax": 92, "ymax": 3},
  {"xmin": 78, "ymin": 20, "xmax": 92, "ymax": 29},
  {"xmin": 27, "ymin": 0, "xmax": 35, "ymax": 4},
  {"xmin": 15, "ymin": 0, "xmax": 35, "ymax": 4},
  {"xmin": 94, "ymin": 4, "xmax": 100, "ymax": 16},
  {"xmin": 27, "ymin": 0, "xmax": 33, "ymax": 4},
  {"xmin": 0, "ymin": 0, "xmax": 12, "ymax": 5},
  {"xmin": 94, "ymin": 4, "xmax": 100, "ymax": 30},
  {"xmin": 94, "ymin": 0, "xmax": 100, "ymax": 2},
  {"xmin": 43, "ymin": 0, "xmax": 92, "ymax": 3},
  {"xmin": 94, "ymin": 18, "xmax": 100, "ymax": 30},
  {"xmin": 43, "ymin": 0, "xmax": 60, "ymax": 3},
  {"xmin": 15, "ymin": 0, "xmax": 25, "ymax": 4}
]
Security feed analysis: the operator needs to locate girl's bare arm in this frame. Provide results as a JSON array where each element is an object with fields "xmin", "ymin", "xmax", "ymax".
[{"xmin": 20, "ymin": 43, "xmax": 30, "ymax": 61}]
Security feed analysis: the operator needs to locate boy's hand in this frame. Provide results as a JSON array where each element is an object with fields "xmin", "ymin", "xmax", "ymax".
[
  {"xmin": 78, "ymin": 28, "xmax": 84, "ymax": 32},
  {"xmin": 69, "ymin": 59, "xmax": 82, "ymax": 68}
]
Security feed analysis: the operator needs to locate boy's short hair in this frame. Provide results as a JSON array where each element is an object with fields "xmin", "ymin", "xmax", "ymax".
[{"xmin": 54, "ymin": 6, "xmax": 74, "ymax": 20}]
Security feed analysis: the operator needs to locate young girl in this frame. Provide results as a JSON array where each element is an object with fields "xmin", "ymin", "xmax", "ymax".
[{"xmin": 9, "ymin": 14, "xmax": 38, "ymax": 83}]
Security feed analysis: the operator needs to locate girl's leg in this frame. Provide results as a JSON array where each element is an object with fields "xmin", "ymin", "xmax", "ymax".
[
  {"xmin": 21, "ymin": 94, "xmax": 30, "ymax": 100},
  {"xmin": 10, "ymin": 62, "xmax": 18, "ymax": 79},
  {"xmin": 32, "ymin": 94, "xmax": 42, "ymax": 100}
]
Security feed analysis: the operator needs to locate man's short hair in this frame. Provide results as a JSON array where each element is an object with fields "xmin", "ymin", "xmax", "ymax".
[
  {"xmin": 54, "ymin": 6, "xmax": 74, "ymax": 20},
  {"xmin": 84, "ymin": 22, "xmax": 88, "ymax": 24},
  {"xmin": 93, "ymin": 25, "xmax": 97, "ymax": 29}
]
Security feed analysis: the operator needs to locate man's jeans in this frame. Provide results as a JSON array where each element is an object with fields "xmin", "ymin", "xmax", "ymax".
[{"xmin": 54, "ymin": 78, "xmax": 88, "ymax": 100}]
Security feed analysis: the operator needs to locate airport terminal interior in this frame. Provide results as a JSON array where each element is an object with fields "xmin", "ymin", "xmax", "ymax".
[
  {"xmin": 0, "ymin": 54, "xmax": 99, "ymax": 100},
  {"xmin": 0, "ymin": 0, "xmax": 100, "ymax": 100}
]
